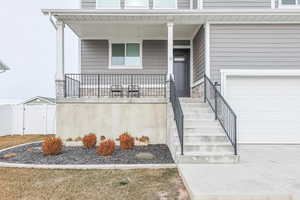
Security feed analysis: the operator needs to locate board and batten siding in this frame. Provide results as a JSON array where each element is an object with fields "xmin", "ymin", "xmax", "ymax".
[
  {"xmin": 81, "ymin": 0, "xmax": 190, "ymax": 9},
  {"xmin": 193, "ymin": 26, "xmax": 205, "ymax": 83},
  {"xmin": 210, "ymin": 24, "xmax": 300, "ymax": 83},
  {"xmin": 81, "ymin": 40, "xmax": 167, "ymax": 74},
  {"xmin": 203, "ymin": 0, "xmax": 271, "ymax": 9}
]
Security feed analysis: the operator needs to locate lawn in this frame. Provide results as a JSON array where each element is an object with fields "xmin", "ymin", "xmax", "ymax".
[{"xmin": 0, "ymin": 135, "xmax": 189, "ymax": 200}]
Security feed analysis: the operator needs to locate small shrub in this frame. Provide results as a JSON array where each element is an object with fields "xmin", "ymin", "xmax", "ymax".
[
  {"xmin": 42, "ymin": 137, "xmax": 63, "ymax": 156},
  {"xmin": 119, "ymin": 133, "xmax": 135, "ymax": 150},
  {"xmin": 139, "ymin": 136, "xmax": 150, "ymax": 143},
  {"xmin": 74, "ymin": 137, "xmax": 82, "ymax": 142},
  {"xmin": 82, "ymin": 133, "xmax": 97, "ymax": 149},
  {"xmin": 100, "ymin": 136, "xmax": 106, "ymax": 141},
  {"xmin": 66, "ymin": 138, "xmax": 73, "ymax": 142},
  {"xmin": 97, "ymin": 140, "xmax": 115, "ymax": 156}
]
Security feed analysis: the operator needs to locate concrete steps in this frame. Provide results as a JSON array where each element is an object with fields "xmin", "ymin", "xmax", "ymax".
[{"xmin": 171, "ymin": 98, "xmax": 238, "ymax": 164}]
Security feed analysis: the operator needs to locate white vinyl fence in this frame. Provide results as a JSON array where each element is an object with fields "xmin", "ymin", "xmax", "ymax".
[{"xmin": 0, "ymin": 104, "xmax": 56, "ymax": 136}]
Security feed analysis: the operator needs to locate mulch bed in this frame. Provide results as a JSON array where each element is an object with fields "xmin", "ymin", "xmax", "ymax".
[{"xmin": 0, "ymin": 143, "xmax": 174, "ymax": 165}]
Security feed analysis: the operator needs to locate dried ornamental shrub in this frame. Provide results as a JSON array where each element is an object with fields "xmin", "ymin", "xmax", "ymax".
[
  {"xmin": 97, "ymin": 140, "xmax": 116, "ymax": 156},
  {"xmin": 82, "ymin": 133, "xmax": 97, "ymax": 149},
  {"xmin": 100, "ymin": 136, "xmax": 106, "ymax": 141},
  {"xmin": 119, "ymin": 133, "xmax": 135, "ymax": 150},
  {"xmin": 42, "ymin": 137, "xmax": 63, "ymax": 156},
  {"xmin": 139, "ymin": 136, "xmax": 150, "ymax": 143},
  {"xmin": 74, "ymin": 137, "xmax": 82, "ymax": 142}
]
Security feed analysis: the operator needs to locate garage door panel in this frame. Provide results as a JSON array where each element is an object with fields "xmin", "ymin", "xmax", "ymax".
[{"xmin": 226, "ymin": 75, "xmax": 300, "ymax": 143}]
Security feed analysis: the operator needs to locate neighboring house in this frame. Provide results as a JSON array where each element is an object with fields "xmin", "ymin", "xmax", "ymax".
[
  {"xmin": 42, "ymin": 0, "xmax": 300, "ymax": 163},
  {"xmin": 0, "ymin": 60, "xmax": 9, "ymax": 73},
  {"xmin": 0, "ymin": 96, "xmax": 56, "ymax": 136}
]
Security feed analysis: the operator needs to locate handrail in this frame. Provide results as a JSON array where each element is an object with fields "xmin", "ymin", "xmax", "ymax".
[
  {"xmin": 64, "ymin": 73, "xmax": 167, "ymax": 98},
  {"xmin": 169, "ymin": 75, "xmax": 184, "ymax": 155},
  {"xmin": 204, "ymin": 74, "xmax": 237, "ymax": 155}
]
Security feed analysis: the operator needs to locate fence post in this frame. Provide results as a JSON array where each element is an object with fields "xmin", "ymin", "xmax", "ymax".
[
  {"xmin": 204, "ymin": 75, "xmax": 207, "ymax": 103},
  {"xmin": 214, "ymin": 82, "xmax": 218, "ymax": 120},
  {"xmin": 234, "ymin": 115, "xmax": 237, "ymax": 155}
]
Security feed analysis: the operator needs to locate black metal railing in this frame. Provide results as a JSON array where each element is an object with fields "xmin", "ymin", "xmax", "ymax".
[
  {"xmin": 204, "ymin": 74, "xmax": 237, "ymax": 155},
  {"xmin": 170, "ymin": 75, "xmax": 184, "ymax": 155},
  {"xmin": 64, "ymin": 73, "xmax": 167, "ymax": 98}
]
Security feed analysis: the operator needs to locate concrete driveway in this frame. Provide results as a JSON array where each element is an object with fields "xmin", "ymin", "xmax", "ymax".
[{"xmin": 179, "ymin": 145, "xmax": 300, "ymax": 200}]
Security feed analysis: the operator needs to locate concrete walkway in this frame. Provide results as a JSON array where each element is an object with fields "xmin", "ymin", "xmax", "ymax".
[{"xmin": 179, "ymin": 145, "xmax": 300, "ymax": 200}]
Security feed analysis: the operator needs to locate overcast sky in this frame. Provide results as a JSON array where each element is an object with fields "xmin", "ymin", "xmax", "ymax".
[{"xmin": 0, "ymin": 0, "xmax": 79, "ymax": 102}]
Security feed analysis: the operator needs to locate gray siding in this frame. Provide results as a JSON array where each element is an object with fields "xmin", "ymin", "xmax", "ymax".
[
  {"xmin": 81, "ymin": 0, "xmax": 189, "ymax": 9},
  {"xmin": 81, "ymin": 40, "xmax": 109, "ymax": 74},
  {"xmin": 193, "ymin": 26, "xmax": 205, "ymax": 83},
  {"xmin": 210, "ymin": 24, "xmax": 300, "ymax": 82},
  {"xmin": 203, "ymin": 0, "xmax": 271, "ymax": 9},
  {"xmin": 81, "ymin": 40, "xmax": 167, "ymax": 74}
]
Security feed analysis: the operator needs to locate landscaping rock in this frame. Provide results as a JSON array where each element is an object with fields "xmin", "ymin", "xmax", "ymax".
[
  {"xmin": 2, "ymin": 153, "xmax": 16, "ymax": 159},
  {"xmin": 119, "ymin": 178, "xmax": 129, "ymax": 186},
  {"xmin": 135, "ymin": 152, "xmax": 155, "ymax": 160}
]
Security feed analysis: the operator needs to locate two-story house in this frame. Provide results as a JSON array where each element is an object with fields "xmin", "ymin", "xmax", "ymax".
[{"xmin": 42, "ymin": 0, "xmax": 300, "ymax": 164}]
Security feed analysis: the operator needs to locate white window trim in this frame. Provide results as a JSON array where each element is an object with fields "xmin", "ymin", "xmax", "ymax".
[
  {"xmin": 125, "ymin": 0, "xmax": 149, "ymax": 9},
  {"xmin": 96, "ymin": 0, "xmax": 121, "ymax": 9},
  {"xmin": 278, "ymin": 0, "xmax": 300, "ymax": 8},
  {"xmin": 153, "ymin": 0, "xmax": 178, "ymax": 9},
  {"xmin": 108, "ymin": 40, "xmax": 143, "ymax": 69}
]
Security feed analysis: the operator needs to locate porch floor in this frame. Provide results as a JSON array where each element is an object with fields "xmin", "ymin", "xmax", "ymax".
[{"xmin": 179, "ymin": 145, "xmax": 300, "ymax": 200}]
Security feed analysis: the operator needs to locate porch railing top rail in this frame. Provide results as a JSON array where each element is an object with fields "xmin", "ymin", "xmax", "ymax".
[
  {"xmin": 204, "ymin": 74, "xmax": 237, "ymax": 155},
  {"xmin": 64, "ymin": 73, "xmax": 167, "ymax": 98}
]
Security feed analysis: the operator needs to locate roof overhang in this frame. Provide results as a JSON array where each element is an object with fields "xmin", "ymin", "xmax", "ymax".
[{"xmin": 42, "ymin": 9, "xmax": 300, "ymax": 39}]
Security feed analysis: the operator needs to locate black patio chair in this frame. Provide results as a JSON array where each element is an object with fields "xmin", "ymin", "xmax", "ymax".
[
  {"xmin": 128, "ymin": 84, "xmax": 140, "ymax": 97},
  {"xmin": 110, "ymin": 84, "xmax": 124, "ymax": 97}
]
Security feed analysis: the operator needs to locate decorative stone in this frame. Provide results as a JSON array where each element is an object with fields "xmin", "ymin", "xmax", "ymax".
[
  {"xmin": 2, "ymin": 153, "xmax": 16, "ymax": 159},
  {"xmin": 135, "ymin": 152, "xmax": 155, "ymax": 160},
  {"xmin": 119, "ymin": 178, "xmax": 129, "ymax": 186}
]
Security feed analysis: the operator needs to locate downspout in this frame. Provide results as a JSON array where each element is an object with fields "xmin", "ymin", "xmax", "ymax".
[{"xmin": 49, "ymin": 12, "xmax": 57, "ymax": 30}]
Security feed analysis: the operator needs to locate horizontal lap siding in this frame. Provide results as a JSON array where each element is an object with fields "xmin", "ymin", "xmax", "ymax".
[
  {"xmin": 203, "ymin": 0, "xmax": 271, "ymax": 8},
  {"xmin": 193, "ymin": 26, "xmax": 205, "ymax": 83},
  {"xmin": 210, "ymin": 24, "xmax": 300, "ymax": 83},
  {"xmin": 81, "ymin": 0, "xmax": 188, "ymax": 9},
  {"xmin": 81, "ymin": 40, "xmax": 167, "ymax": 74}
]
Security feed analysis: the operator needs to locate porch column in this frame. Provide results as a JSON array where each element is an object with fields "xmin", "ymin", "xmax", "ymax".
[
  {"xmin": 56, "ymin": 20, "xmax": 65, "ymax": 99},
  {"xmin": 167, "ymin": 22, "xmax": 174, "ymax": 79}
]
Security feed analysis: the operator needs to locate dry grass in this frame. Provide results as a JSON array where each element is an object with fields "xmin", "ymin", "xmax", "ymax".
[
  {"xmin": 0, "ymin": 135, "xmax": 189, "ymax": 200},
  {"xmin": 0, "ymin": 135, "xmax": 54, "ymax": 150},
  {"xmin": 0, "ymin": 168, "xmax": 189, "ymax": 200}
]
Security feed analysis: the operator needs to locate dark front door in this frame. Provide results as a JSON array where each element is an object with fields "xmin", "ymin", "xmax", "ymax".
[{"xmin": 173, "ymin": 49, "xmax": 190, "ymax": 97}]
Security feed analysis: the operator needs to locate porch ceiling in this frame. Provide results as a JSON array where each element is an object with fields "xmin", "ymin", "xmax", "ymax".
[{"xmin": 42, "ymin": 9, "xmax": 300, "ymax": 39}]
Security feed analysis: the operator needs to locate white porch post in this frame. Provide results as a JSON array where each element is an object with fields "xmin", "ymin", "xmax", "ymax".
[
  {"xmin": 167, "ymin": 22, "xmax": 174, "ymax": 79},
  {"xmin": 56, "ymin": 20, "xmax": 65, "ymax": 81},
  {"xmin": 55, "ymin": 20, "xmax": 65, "ymax": 99},
  {"xmin": 204, "ymin": 22, "xmax": 210, "ymax": 78}
]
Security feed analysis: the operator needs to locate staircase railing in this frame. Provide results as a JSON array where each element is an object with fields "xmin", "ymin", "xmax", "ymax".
[
  {"xmin": 204, "ymin": 74, "xmax": 237, "ymax": 155},
  {"xmin": 170, "ymin": 75, "xmax": 184, "ymax": 155}
]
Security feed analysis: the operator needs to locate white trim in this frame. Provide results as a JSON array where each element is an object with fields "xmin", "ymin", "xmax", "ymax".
[
  {"xmin": 198, "ymin": 0, "xmax": 203, "ymax": 9},
  {"xmin": 124, "ymin": 0, "xmax": 149, "ymax": 9},
  {"xmin": 278, "ymin": 0, "xmax": 300, "ymax": 8},
  {"xmin": 167, "ymin": 22, "xmax": 174, "ymax": 78},
  {"xmin": 78, "ymin": 39, "xmax": 81, "ymax": 73},
  {"xmin": 220, "ymin": 69, "xmax": 300, "ymax": 97},
  {"xmin": 190, "ymin": 38, "xmax": 194, "ymax": 93},
  {"xmin": 271, "ymin": 0, "xmax": 275, "ymax": 9},
  {"xmin": 204, "ymin": 22, "xmax": 210, "ymax": 78},
  {"xmin": 153, "ymin": 0, "xmax": 178, "ymax": 9},
  {"xmin": 190, "ymin": 0, "xmax": 193, "ymax": 9},
  {"xmin": 209, "ymin": 21, "xmax": 300, "ymax": 24},
  {"xmin": 56, "ymin": 20, "xmax": 65, "ymax": 81},
  {"xmin": 173, "ymin": 45, "xmax": 191, "ymax": 49},
  {"xmin": 96, "ymin": 0, "xmax": 121, "ymax": 9},
  {"xmin": 108, "ymin": 40, "xmax": 143, "ymax": 69}
]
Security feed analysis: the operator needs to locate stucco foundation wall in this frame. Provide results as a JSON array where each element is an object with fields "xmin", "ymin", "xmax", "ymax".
[{"xmin": 56, "ymin": 103, "xmax": 167, "ymax": 144}]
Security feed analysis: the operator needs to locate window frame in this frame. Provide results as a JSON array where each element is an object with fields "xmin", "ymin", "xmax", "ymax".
[
  {"xmin": 279, "ymin": 0, "xmax": 300, "ymax": 8},
  {"xmin": 125, "ymin": 0, "xmax": 149, "ymax": 9},
  {"xmin": 96, "ymin": 0, "xmax": 121, "ymax": 9},
  {"xmin": 109, "ymin": 40, "xmax": 143, "ymax": 69},
  {"xmin": 153, "ymin": 0, "xmax": 178, "ymax": 9}
]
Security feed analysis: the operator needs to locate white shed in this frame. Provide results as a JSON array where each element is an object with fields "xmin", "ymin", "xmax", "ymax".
[{"xmin": 0, "ymin": 97, "xmax": 56, "ymax": 136}]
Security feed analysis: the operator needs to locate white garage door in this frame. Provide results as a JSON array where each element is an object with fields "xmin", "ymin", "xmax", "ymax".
[{"xmin": 225, "ymin": 74, "xmax": 300, "ymax": 144}]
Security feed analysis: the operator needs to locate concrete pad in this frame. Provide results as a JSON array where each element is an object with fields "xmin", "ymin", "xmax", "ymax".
[{"xmin": 179, "ymin": 145, "xmax": 300, "ymax": 200}]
